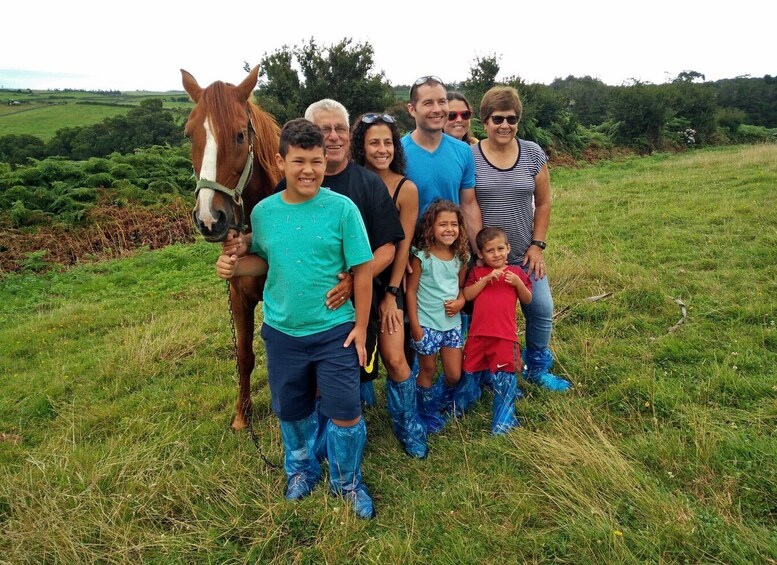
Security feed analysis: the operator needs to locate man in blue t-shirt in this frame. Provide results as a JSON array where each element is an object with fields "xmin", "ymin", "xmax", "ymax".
[
  {"xmin": 216, "ymin": 119, "xmax": 376, "ymax": 519},
  {"xmin": 401, "ymin": 75, "xmax": 482, "ymax": 251}
]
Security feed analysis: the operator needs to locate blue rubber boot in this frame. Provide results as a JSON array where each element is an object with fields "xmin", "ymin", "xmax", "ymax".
[
  {"xmin": 440, "ymin": 379, "xmax": 458, "ymax": 417},
  {"xmin": 313, "ymin": 397, "xmax": 328, "ymax": 463},
  {"xmin": 279, "ymin": 412, "xmax": 322, "ymax": 500},
  {"xmin": 326, "ymin": 419, "xmax": 376, "ymax": 519},
  {"xmin": 523, "ymin": 347, "xmax": 572, "ymax": 392},
  {"xmin": 416, "ymin": 378, "xmax": 446, "ymax": 434},
  {"xmin": 454, "ymin": 371, "xmax": 482, "ymax": 415},
  {"xmin": 491, "ymin": 371, "xmax": 522, "ymax": 435},
  {"xmin": 360, "ymin": 381, "xmax": 377, "ymax": 408},
  {"xmin": 386, "ymin": 378, "xmax": 428, "ymax": 459},
  {"xmin": 479, "ymin": 370, "xmax": 494, "ymax": 393}
]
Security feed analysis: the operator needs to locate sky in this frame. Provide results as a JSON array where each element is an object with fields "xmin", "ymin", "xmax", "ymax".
[{"xmin": 1, "ymin": 0, "xmax": 773, "ymax": 92}]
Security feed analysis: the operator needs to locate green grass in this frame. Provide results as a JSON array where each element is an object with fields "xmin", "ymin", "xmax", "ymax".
[
  {"xmin": 1, "ymin": 145, "xmax": 776, "ymax": 563},
  {"xmin": 0, "ymin": 89, "xmax": 191, "ymax": 140}
]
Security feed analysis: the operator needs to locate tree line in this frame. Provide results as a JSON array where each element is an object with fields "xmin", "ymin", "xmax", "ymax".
[
  {"xmin": 1, "ymin": 38, "xmax": 775, "ymax": 169},
  {"xmin": 1, "ymin": 38, "xmax": 775, "ymax": 232}
]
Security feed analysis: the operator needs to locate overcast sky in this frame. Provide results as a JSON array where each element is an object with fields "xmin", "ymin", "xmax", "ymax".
[{"xmin": 1, "ymin": 0, "xmax": 772, "ymax": 92}]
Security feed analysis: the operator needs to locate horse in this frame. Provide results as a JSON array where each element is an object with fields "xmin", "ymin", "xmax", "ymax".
[{"xmin": 181, "ymin": 66, "xmax": 282, "ymax": 431}]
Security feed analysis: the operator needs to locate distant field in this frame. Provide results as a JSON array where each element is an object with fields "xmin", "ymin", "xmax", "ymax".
[{"xmin": 0, "ymin": 89, "xmax": 191, "ymax": 140}]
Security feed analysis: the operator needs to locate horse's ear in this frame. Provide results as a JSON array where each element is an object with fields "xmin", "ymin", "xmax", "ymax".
[
  {"xmin": 237, "ymin": 66, "xmax": 260, "ymax": 102},
  {"xmin": 181, "ymin": 69, "xmax": 202, "ymax": 102}
]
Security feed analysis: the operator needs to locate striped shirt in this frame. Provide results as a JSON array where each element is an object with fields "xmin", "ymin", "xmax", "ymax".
[{"xmin": 471, "ymin": 139, "xmax": 547, "ymax": 264}]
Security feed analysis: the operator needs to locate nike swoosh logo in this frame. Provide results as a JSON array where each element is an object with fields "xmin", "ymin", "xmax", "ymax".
[
  {"xmin": 364, "ymin": 341, "xmax": 379, "ymax": 373},
  {"xmin": 496, "ymin": 363, "xmax": 509, "ymax": 369}
]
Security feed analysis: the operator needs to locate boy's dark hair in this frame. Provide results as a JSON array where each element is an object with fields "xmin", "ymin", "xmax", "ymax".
[
  {"xmin": 279, "ymin": 118, "xmax": 326, "ymax": 157},
  {"xmin": 476, "ymin": 226, "xmax": 508, "ymax": 250}
]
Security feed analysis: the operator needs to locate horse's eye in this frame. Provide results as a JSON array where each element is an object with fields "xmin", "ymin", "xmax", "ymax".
[{"xmin": 236, "ymin": 131, "xmax": 245, "ymax": 144}]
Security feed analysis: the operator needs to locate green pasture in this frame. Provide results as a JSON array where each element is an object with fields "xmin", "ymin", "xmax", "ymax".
[
  {"xmin": 0, "ymin": 89, "xmax": 191, "ymax": 140},
  {"xmin": 1, "ymin": 145, "xmax": 775, "ymax": 563}
]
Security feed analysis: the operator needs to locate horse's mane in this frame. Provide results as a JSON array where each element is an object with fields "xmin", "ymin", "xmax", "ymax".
[{"xmin": 200, "ymin": 81, "xmax": 282, "ymax": 189}]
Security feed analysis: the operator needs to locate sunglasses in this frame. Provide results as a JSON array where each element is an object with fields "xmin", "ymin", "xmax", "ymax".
[
  {"xmin": 490, "ymin": 115, "xmax": 519, "ymax": 125},
  {"xmin": 413, "ymin": 75, "xmax": 444, "ymax": 87},
  {"xmin": 410, "ymin": 75, "xmax": 446, "ymax": 99},
  {"xmin": 448, "ymin": 110, "xmax": 472, "ymax": 121},
  {"xmin": 361, "ymin": 113, "xmax": 395, "ymax": 124}
]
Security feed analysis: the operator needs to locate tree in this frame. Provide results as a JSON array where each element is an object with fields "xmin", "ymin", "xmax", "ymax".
[
  {"xmin": 256, "ymin": 38, "xmax": 394, "ymax": 125},
  {"xmin": 609, "ymin": 83, "xmax": 668, "ymax": 153},
  {"xmin": 0, "ymin": 134, "xmax": 46, "ymax": 167},
  {"xmin": 460, "ymin": 54, "xmax": 501, "ymax": 111}
]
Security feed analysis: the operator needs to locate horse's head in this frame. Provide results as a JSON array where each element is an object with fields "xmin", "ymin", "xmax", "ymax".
[{"xmin": 181, "ymin": 66, "xmax": 262, "ymax": 243}]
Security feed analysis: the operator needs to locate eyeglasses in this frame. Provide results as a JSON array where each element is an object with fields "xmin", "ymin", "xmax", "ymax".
[
  {"xmin": 448, "ymin": 110, "xmax": 472, "ymax": 121},
  {"xmin": 361, "ymin": 113, "xmax": 395, "ymax": 124},
  {"xmin": 489, "ymin": 115, "xmax": 519, "ymax": 125},
  {"xmin": 319, "ymin": 124, "xmax": 349, "ymax": 136}
]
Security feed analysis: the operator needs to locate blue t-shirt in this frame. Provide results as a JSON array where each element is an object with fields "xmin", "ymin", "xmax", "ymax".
[
  {"xmin": 412, "ymin": 247, "xmax": 463, "ymax": 331},
  {"xmin": 401, "ymin": 133, "xmax": 476, "ymax": 216},
  {"xmin": 250, "ymin": 188, "xmax": 373, "ymax": 337}
]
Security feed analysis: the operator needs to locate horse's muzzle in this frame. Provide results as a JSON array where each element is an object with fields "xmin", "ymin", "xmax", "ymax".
[{"xmin": 192, "ymin": 208, "xmax": 232, "ymax": 243}]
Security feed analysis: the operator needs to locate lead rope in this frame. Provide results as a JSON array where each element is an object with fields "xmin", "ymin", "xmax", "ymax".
[{"xmin": 226, "ymin": 279, "xmax": 278, "ymax": 469}]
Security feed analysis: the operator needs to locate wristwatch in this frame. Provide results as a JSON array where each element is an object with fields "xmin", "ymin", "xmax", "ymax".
[
  {"xmin": 385, "ymin": 285, "xmax": 400, "ymax": 297},
  {"xmin": 530, "ymin": 240, "xmax": 547, "ymax": 250}
]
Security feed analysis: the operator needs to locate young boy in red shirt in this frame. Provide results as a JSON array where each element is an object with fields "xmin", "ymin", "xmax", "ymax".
[{"xmin": 462, "ymin": 226, "xmax": 533, "ymax": 434}]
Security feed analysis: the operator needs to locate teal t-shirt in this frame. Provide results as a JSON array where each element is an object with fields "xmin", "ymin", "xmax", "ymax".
[
  {"xmin": 250, "ymin": 188, "xmax": 373, "ymax": 337},
  {"xmin": 412, "ymin": 247, "xmax": 463, "ymax": 331}
]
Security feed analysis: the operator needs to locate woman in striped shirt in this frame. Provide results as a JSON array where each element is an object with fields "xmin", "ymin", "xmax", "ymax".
[{"xmin": 470, "ymin": 86, "xmax": 572, "ymax": 392}]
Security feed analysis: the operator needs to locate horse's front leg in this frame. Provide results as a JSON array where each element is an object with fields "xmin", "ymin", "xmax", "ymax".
[{"xmin": 228, "ymin": 277, "xmax": 262, "ymax": 432}]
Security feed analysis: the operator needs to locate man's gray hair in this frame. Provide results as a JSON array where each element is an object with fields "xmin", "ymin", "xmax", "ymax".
[{"xmin": 305, "ymin": 99, "xmax": 350, "ymax": 125}]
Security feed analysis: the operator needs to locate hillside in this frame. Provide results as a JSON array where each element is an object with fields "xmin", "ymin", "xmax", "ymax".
[{"xmin": 1, "ymin": 145, "xmax": 775, "ymax": 563}]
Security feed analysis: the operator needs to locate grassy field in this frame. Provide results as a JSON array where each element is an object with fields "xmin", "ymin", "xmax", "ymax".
[
  {"xmin": 1, "ymin": 145, "xmax": 775, "ymax": 563},
  {"xmin": 0, "ymin": 89, "xmax": 190, "ymax": 140}
]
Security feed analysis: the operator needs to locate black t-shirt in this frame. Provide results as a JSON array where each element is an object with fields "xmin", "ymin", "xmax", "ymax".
[{"xmin": 275, "ymin": 161, "xmax": 404, "ymax": 252}]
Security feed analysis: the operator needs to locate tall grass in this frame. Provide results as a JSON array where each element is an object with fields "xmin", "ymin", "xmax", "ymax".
[{"xmin": 1, "ymin": 145, "xmax": 775, "ymax": 563}]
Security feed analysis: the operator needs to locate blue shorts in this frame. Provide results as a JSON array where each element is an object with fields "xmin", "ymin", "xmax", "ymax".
[
  {"xmin": 411, "ymin": 325, "xmax": 463, "ymax": 356},
  {"xmin": 260, "ymin": 322, "xmax": 361, "ymax": 421}
]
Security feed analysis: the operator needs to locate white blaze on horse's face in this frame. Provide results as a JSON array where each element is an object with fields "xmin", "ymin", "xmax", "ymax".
[{"xmin": 196, "ymin": 117, "xmax": 220, "ymax": 230}]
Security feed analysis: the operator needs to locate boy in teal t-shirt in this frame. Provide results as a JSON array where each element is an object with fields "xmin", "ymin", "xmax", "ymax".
[{"xmin": 216, "ymin": 118, "xmax": 375, "ymax": 519}]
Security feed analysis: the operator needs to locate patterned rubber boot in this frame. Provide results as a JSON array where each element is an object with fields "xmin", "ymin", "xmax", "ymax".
[
  {"xmin": 453, "ymin": 371, "xmax": 482, "ymax": 415},
  {"xmin": 523, "ymin": 347, "xmax": 572, "ymax": 392},
  {"xmin": 279, "ymin": 412, "xmax": 322, "ymax": 500},
  {"xmin": 491, "ymin": 371, "xmax": 522, "ymax": 435},
  {"xmin": 416, "ymin": 378, "xmax": 447, "ymax": 434},
  {"xmin": 386, "ymin": 378, "xmax": 428, "ymax": 459},
  {"xmin": 326, "ymin": 419, "xmax": 376, "ymax": 519}
]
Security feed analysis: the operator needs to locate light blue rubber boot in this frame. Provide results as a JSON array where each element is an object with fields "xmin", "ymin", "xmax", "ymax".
[
  {"xmin": 523, "ymin": 348, "xmax": 572, "ymax": 392},
  {"xmin": 279, "ymin": 412, "xmax": 322, "ymax": 500},
  {"xmin": 326, "ymin": 419, "xmax": 376, "ymax": 519},
  {"xmin": 491, "ymin": 371, "xmax": 522, "ymax": 435},
  {"xmin": 453, "ymin": 371, "xmax": 482, "ymax": 415},
  {"xmin": 479, "ymin": 370, "xmax": 494, "ymax": 393},
  {"xmin": 416, "ymin": 377, "xmax": 446, "ymax": 434},
  {"xmin": 360, "ymin": 381, "xmax": 377, "ymax": 408},
  {"xmin": 386, "ymin": 378, "xmax": 428, "ymax": 459}
]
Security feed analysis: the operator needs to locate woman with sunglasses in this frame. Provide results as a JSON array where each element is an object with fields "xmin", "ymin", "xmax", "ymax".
[
  {"xmin": 444, "ymin": 92, "xmax": 478, "ymax": 146},
  {"xmin": 472, "ymin": 86, "xmax": 572, "ymax": 392},
  {"xmin": 350, "ymin": 112, "xmax": 428, "ymax": 459}
]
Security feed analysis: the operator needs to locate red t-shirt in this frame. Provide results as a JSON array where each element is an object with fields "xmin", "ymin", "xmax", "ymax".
[{"xmin": 465, "ymin": 266, "xmax": 533, "ymax": 342}]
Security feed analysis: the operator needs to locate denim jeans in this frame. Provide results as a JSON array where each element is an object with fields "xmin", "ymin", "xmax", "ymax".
[{"xmin": 518, "ymin": 264, "xmax": 554, "ymax": 351}]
